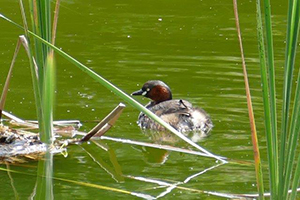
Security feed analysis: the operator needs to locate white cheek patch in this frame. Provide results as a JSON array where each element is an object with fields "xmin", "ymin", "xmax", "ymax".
[{"xmin": 142, "ymin": 88, "xmax": 150, "ymax": 96}]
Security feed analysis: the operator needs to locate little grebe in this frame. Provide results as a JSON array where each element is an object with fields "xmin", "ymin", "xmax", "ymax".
[{"xmin": 132, "ymin": 80, "xmax": 213, "ymax": 141}]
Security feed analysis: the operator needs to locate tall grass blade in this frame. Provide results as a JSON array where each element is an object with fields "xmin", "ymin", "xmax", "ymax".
[
  {"xmin": 19, "ymin": 0, "xmax": 44, "ymax": 137},
  {"xmin": 41, "ymin": 53, "xmax": 55, "ymax": 144},
  {"xmin": 0, "ymin": 39, "xmax": 22, "ymax": 119},
  {"xmin": 256, "ymin": 0, "xmax": 279, "ymax": 198},
  {"xmin": 30, "ymin": 0, "xmax": 52, "ymax": 88},
  {"xmin": 24, "ymin": 30, "xmax": 226, "ymax": 163},
  {"xmin": 1, "ymin": 9, "xmax": 227, "ymax": 167},
  {"xmin": 28, "ymin": 0, "xmax": 44, "ymax": 83},
  {"xmin": 263, "ymin": 0, "xmax": 278, "ymax": 151},
  {"xmin": 263, "ymin": 0, "xmax": 278, "ymax": 155},
  {"xmin": 1, "ymin": 12, "xmax": 226, "ymax": 162},
  {"xmin": 23, "ymin": 0, "xmax": 55, "ymax": 199},
  {"xmin": 19, "ymin": 0, "xmax": 29, "ymax": 36},
  {"xmin": 233, "ymin": 0, "xmax": 264, "ymax": 198},
  {"xmin": 51, "ymin": 0, "xmax": 60, "ymax": 46},
  {"xmin": 290, "ymin": 153, "xmax": 300, "ymax": 199},
  {"xmin": 36, "ymin": 151, "xmax": 54, "ymax": 200},
  {"xmin": 281, "ymin": 0, "xmax": 300, "ymax": 199},
  {"xmin": 263, "ymin": 0, "xmax": 280, "ymax": 197}
]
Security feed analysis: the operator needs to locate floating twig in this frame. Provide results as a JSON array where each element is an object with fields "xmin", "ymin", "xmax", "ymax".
[{"xmin": 80, "ymin": 103, "xmax": 125, "ymax": 142}]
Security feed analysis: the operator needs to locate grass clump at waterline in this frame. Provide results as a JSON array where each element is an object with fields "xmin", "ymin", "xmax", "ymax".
[{"xmin": 234, "ymin": 0, "xmax": 300, "ymax": 199}]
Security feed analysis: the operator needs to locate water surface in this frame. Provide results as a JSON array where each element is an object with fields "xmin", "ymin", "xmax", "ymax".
[{"xmin": 0, "ymin": 0, "xmax": 292, "ymax": 199}]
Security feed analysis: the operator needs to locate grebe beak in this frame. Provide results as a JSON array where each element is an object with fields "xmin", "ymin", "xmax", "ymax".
[{"xmin": 131, "ymin": 89, "xmax": 145, "ymax": 96}]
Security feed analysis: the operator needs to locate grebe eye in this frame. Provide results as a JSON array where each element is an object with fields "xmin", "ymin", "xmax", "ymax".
[{"xmin": 142, "ymin": 88, "xmax": 150, "ymax": 96}]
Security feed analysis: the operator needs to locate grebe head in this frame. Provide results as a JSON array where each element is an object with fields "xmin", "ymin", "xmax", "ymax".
[{"xmin": 131, "ymin": 80, "xmax": 172, "ymax": 103}]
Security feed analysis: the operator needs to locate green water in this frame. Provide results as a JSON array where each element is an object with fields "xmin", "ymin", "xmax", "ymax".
[{"xmin": 0, "ymin": 0, "xmax": 294, "ymax": 199}]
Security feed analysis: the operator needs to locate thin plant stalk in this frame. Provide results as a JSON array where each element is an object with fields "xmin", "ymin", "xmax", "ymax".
[
  {"xmin": 256, "ymin": 0, "xmax": 279, "ymax": 198},
  {"xmin": 287, "ymin": 63, "xmax": 300, "ymax": 199},
  {"xmin": 280, "ymin": 0, "xmax": 298, "ymax": 194},
  {"xmin": 31, "ymin": 0, "xmax": 52, "ymax": 88},
  {"xmin": 281, "ymin": 0, "xmax": 300, "ymax": 199},
  {"xmin": 290, "ymin": 153, "xmax": 300, "ymax": 199},
  {"xmin": 19, "ymin": 0, "xmax": 44, "ymax": 136},
  {"xmin": 28, "ymin": 0, "xmax": 43, "ymax": 83},
  {"xmin": 233, "ymin": 0, "xmax": 264, "ymax": 198},
  {"xmin": 0, "ymin": 13, "xmax": 227, "ymax": 162},
  {"xmin": 51, "ymin": 0, "xmax": 60, "ymax": 46},
  {"xmin": 36, "ymin": 151, "xmax": 54, "ymax": 200},
  {"xmin": 41, "ymin": 53, "xmax": 55, "ymax": 144},
  {"xmin": 0, "ymin": 39, "xmax": 22, "ymax": 120},
  {"xmin": 263, "ymin": 0, "xmax": 278, "ymax": 166},
  {"xmin": 262, "ymin": 0, "xmax": 278, "ymax": 157},
  {"xmin": 21, "ymin": 0, "xmax": 55, "ymax": 199},
  {"xmin": 257, "ymin": 0, "xmax": 300, "ymax": 199},
  {"xmin": 27, "ymin": 32, "xmax": 226, "ymax": 163}
]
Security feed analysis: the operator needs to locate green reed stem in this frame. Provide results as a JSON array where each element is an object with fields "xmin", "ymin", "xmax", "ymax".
[
  {"xmin": 2, "ymin": 11, "xmax": 228, "ymax": 162},
  {"xmin": 0, "ymin": 12, "xmax": 225, "ymax": 161},
  {"xmin": 19, "ymin": 0, "xmax": 44, "ymax": 135},
  {"xmin": 26, "ymin": 30, "xmax": 226, "ymax": 163},
  {"xmin": 28, "ymin": 0, "xmax": 43, "ymax": 87},
  {"xmin": 290, "ymin": 153, "xmax": 300, "ymax": 199},
  {"xmin": 24, "ymin": 0, "xmax": 54, "ymax": 199},
  {"xmin": 256, "ymin": 0, "xmax": 274, "ymax": 198},
  {"xmin": 257, "ymin": 0, "xmax": 279, "ymax": 198},
  {"xmin": 36, "ymin": 150, "xmax": 54, "ymax": 200},
  {"xmin": 41, "ymin": 53, "xmax": 55, "ymax": 144},
  {"xmin": 281, "ymin": 0, "xmax": 300, "ymax": 199},
  {"xmin": 35, "ymin": 53, "xmax": 55, "ymax": 200},
  {"xmin": 263, "ymin": 1, "xmax": 277, "ymax": 144},
  {"xmin": 28, "ymin": 0, "xmax": 52, "ymax": 95}
]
